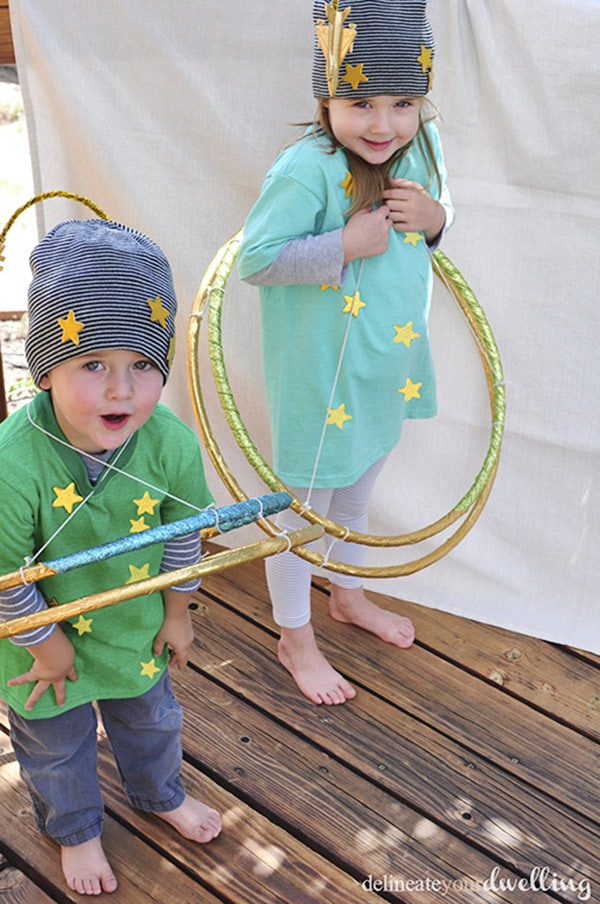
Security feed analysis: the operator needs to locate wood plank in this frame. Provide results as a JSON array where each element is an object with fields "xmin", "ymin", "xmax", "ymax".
[
  {"xmin": 315, "ymin": 575, "xmax": 600, "ymax": 740},
  {"xmin": 0, "ymin": 861, "xmax": 56, "ymax": 904},
  {"xmin": 168, "ymin": 668, "xmax": 527, "ymax": 903},
  {"xmin": 185, "ymin": 595, "xmax": 599, "ymax": 897},
  {"xmin": 0, "ymin": 3, "xmax": 15, "ymax": 65},
  {"xmin": 199, "ymin": 554, "xmax": 600, "ymax": 821},
  {"xmin": 97, "ymin": 738, "xmax": 375, "ymax": 904}
]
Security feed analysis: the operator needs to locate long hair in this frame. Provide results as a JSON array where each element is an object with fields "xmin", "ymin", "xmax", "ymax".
[{"xmin": 314, "ymin": 98, "xmax": 443, "ymax": 217}]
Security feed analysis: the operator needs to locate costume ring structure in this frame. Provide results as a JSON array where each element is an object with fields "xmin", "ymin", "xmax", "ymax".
[{"xmin": 188, "ymin": 229, "xmax": 505, "ymax": 579}]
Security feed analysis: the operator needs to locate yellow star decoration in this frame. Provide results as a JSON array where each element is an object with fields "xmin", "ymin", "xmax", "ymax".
[
  {"xmin": 342, "ymin": 290, "xmax": 366, "ymax": 318},
  {"xmin": 320, "ymin": 284, "xmax": 339, "ymax": 292},
  {"xmin": 126, "ymin": 563, "xmax": 151, "ymax": 584},
  {"xmin": 130, "ymin": 516, "xmax": 149, "ymax": 533},
  {"xmin": 342, "ymin": 62, "xmax": 369, "ymax": 91},
  {"xmin": 417, "ymin": 45, "xmax": 434, "ymax": 73},
  {"xmin": 72, "ymin": 615, "xmax": 93, "ymax": 636},
  {"xmin": 398, "ymin": 378, "xmax": 422, "ymax": 402},
  {"xmin": 167, "ymin": 336, "xmax": 175, "ymax": 368},
  {"xmin": 340, "ymin": 171, "xmax": 354, "ymax": 198},
  {"xmin": 58, "ymin": 310, "xmax": 85, "ymax": 345},
  {"xmin": 52, "ymin": 482, "xmax": 84, "ymax": 513},
  {"xmin": 327, "ymin": 403, "xmax": 353, "ymax": 429},
  {"xmin": 147, "ymin": 295, "xmax": 170, "ymax": 328},
  {"xmin": 133, "ymin": 491, "xmax": 159, "ymax": 515},
  {"xmin": 140, "ymin": 659, "xmax": 161, "ymax": 679},
  {"xmin": 393, "ymin": 322, "xmax": 421, "ymax": 348},
  {"xmin": 404, "ymin": 232, "xmax": 424, "ymax": 246}
]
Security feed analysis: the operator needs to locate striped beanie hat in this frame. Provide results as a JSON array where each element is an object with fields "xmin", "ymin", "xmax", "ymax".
[
  {"xmin": 312, "ymin": 0, "xmax": 434, "ymax": 99},
  {"xmin": 25, "ymin": 219, "xmax": 177, "ymax": 386}
]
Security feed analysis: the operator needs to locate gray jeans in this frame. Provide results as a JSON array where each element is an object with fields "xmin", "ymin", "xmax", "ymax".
[{"xmin": 8, "ymin": 670, "xmax": 185, "ymax": 846}]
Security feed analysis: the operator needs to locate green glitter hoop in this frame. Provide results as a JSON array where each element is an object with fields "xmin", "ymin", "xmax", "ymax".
[{"xmin": 188, "ymin": 229, "xmax": 505, "ymax": 578}]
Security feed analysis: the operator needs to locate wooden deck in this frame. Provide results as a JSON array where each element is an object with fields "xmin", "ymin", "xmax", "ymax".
[{"xmin": 0, "ymin": 541, "xmax": 598, "ymax": 902}]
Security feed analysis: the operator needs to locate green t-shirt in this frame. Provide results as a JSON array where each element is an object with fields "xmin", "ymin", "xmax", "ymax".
[{"xmin": 0, "ymin": 392, "xmax": 213, "ymax": 718}]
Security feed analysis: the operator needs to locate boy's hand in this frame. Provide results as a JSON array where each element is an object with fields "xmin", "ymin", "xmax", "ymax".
[
  {"xmin": 153, "ymin": 609, "xmax": 194, "ymax": 671},
  {"xmin": 342, "ymin": 205, "xmax": 392, "ymax": 263},
  {"xmin": 7, "ymin": 629, "xmax": 78, "ymax": 710},
  {"xmin": 383, "ymin": 178, "xmax": 446, "ymax": 242}
]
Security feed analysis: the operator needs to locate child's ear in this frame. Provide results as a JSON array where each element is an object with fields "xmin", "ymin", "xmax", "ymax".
[{"xmin": 39, "ymin": 374, "xmax": 51, "ymax": 390}]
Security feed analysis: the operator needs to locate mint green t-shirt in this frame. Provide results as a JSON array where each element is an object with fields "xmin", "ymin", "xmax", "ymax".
[
  {"xmin": 0, "ymin": 392, "xmax": 213, "ymax": 719},
  {"xmin": 239, "ymin": 122, "xmax": 447, "ymax": 488}
]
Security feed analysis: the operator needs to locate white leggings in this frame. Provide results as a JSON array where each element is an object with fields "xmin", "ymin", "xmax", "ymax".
[{"xmin": 266, "ymin": 456, "xmax": 388, "ymax": 628}]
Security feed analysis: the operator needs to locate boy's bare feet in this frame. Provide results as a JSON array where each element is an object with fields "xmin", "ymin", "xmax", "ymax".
[
  {"xmin": 155, "ymin": 795, "xmax": 222, "ymax": 843},
  {"xmin": 329, "ymin": 585, "xmax": 415, "ymax": 647},
  {"xmin": 61, "ymin": 837, "xmax": 118, "ymax": 896},
  {"xmin": 278, "ymin": 623, "xmax": 356, "ymax": 705}
]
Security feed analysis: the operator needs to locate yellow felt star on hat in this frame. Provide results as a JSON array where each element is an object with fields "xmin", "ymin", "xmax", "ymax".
[
  {"xmin": 327, "ymin": 403, "xmax": 353, "ymax": 429},
  {"xmin": 147, "ymin": 295, "xmax": 170, "ymax": 328},
  {"xmin": 417, "ymin": 45, "xmax": 434, "ymax": 73},
  {"xmin": 342, "ymin": 62, "xmax": 369, "ymax": 91},
  {"xmin": 52, "ymin": 482, "xmax": 84, "ymax": 513},
  {"xmin": 398, "ymin": 378, "xmax": 422, "ymax": 401},
  {"xmin": 58, "ymin": 310, "xmax": 85, "ymax": 345}
]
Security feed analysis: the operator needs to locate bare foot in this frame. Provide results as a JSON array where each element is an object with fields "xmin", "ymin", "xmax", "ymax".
[
  {"xmin": 329, "ymin": 585, "xmax": 415, "ymax": 647},
  {"xmin": 61, "ymin": 837, "xmax": 118, "ymax": 896},
  {"xmin": 278, "ymin": 623, "xmax": 356, "ymax": 705},
  {"xmin": 155, "ymin": 795, "xmax": 222, "ymax": 843}
]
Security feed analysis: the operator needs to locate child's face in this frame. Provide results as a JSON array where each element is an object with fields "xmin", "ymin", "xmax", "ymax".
[
  {"xmin": 39, "ymin": 348, "xmax": 164, "ymax": 453},
  {"xmin": 325, "ymin": 95, "xmax": 422, "ymax": 164}
]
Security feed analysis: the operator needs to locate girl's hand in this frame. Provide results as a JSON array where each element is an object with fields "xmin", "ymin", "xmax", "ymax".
[
  {"xmin": 342, "ymin": 205, "xmax": 392, "ymax": 263},
  {"xmin": 383, "ymin": 178, "xmax": 446, "ymax": 242},
  {"xmin": 7, "ymin": 630, "xmax": 78, "ymax": 711},
  {"xmin": 153, "ymin": 609, "xmax": 194, "ymax": 671}
]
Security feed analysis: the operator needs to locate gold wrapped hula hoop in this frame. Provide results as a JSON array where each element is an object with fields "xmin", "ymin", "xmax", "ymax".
[{"xmin": 188, "ymin": 229, "xmax": 505, "ymax": 578}]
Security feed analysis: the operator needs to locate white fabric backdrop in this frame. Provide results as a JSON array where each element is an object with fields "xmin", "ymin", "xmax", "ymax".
[{"xmin": 8, "ymin": 0, "xmax": 600, "ymax": 651}]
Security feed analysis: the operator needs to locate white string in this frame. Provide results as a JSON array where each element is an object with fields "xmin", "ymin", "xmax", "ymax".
[
  {"xmin": 25, "ymin": 400, "xmax": 209, "ymax": 563},
  {"xmin": 304, "ymin": 259, "xmax": 365, "ymax": 510},
  {"xmin": 321, "ymin": 527, "xmax": 350, "ymax": 567}
]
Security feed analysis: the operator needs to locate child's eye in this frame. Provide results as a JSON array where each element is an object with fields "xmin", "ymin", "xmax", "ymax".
[
  {"xmin": 133, "ymin": 359, "xmax": 155, "ymax": 371},
  {"xmin": 83, "ymin": 360, "xmax": 102, "ymax": 372}
]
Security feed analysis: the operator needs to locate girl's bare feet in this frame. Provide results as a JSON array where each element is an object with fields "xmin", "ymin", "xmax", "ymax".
[
  {"xmin": 278, "ymin": 623, "xmax": 356, "ymax": 705},
  {"xmin": 155, "ymin": 795, "xmax": 222, "ymax": 843},
  {"xmin": 329, "ymin": 585, "xmax": 415, "ymax": 647},
  {"xmin": 61, "ymin": 837, "xmax": 118, "ymax": 896}
]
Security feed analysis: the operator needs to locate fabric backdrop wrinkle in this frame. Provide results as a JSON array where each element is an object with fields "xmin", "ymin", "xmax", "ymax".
[{"xmin": 8, "ymin": 0, "xmax": 600, "ymax": 652}]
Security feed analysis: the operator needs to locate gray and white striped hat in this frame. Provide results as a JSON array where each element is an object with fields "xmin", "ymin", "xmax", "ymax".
[
  {"xmin": 25, "ymin": 219, "xmax": 177, "ymax": 386},
  {"xmin": 312, "ymin": 0, "xmax": 434, "ymax": 99}
]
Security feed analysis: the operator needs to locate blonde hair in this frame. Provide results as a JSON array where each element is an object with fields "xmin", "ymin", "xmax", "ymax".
[{"xmin": 314, "ymin": 98, "xmax": 442, "ymax": 217}]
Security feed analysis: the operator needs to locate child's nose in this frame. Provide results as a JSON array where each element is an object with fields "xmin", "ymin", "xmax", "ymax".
[{"xmin": 106, "ymin": 370, "xmax": 133, "ymax": 399}]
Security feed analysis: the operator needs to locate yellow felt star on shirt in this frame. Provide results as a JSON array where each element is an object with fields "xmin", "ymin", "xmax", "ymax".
[
  {"xmin": 342, "ymin": 290, "xmax": 366, "ymax": 318},
  {"xmin": 126, "ymin": 563, "xmax": 151, "ymax": 584},
  {"xmin": 327, "ymin": 403, "xmax": 353, "ymax": 429},
  {"xmin": 393, "ymin": 322, "xmax": 421, "ymax": 348},
  {"xmin": 147, "ymin": 295, "xmax": 170, "ymax": 328},
  {"xmin": 417, "ymin": 45, "xmax": 434, "ymax": 73},
  {"xmin": 72, "ymin": 615, "xmax": 93, "ymax": 636},
  {"xmin": 340, "ymin": 171, "xmax": 354, "ymax": 198},
  {"xmin": 342, "ymin": 62, "xmax": 369, "ymax": 91},
  {"xmin": 130, "ymin": 516, "xmax": 149, "ymax": 533},
  {"xmin": 58, "ymin": 310, "xmax": 85, "ymax": 345},
  {"xmin": 140, "ymin": 659, "xmax": 161, "ymax": 679},
  {"xmin": 404, "ymin": 232, "xmax": 424, "ymax": 246},
  {"xmin": 320, "ymin": 284, "xmax": 339, "ymax": 292},
  {"xmin": 52, "ymin": 482, "xmax": 84, "ymax": 513},
  {"xmin": 133, "ymin": 491, "xmax": 159, "ymax": 515},
  {"xmin": 398, "ymin": 378, "xmax": 422, "ymax": 401}
]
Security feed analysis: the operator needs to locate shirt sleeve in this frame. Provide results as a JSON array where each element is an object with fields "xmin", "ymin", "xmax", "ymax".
[
  {"xmin": 0, "ymin": 583, "xmax": 56, "ymax": 647},
  {"xmin": 160, "ymin": 531, "xmax": 201, "ymax": 592},
  {"xmin": 242, "ymin": 229, "xmax": 347, "ymax": 286}
]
